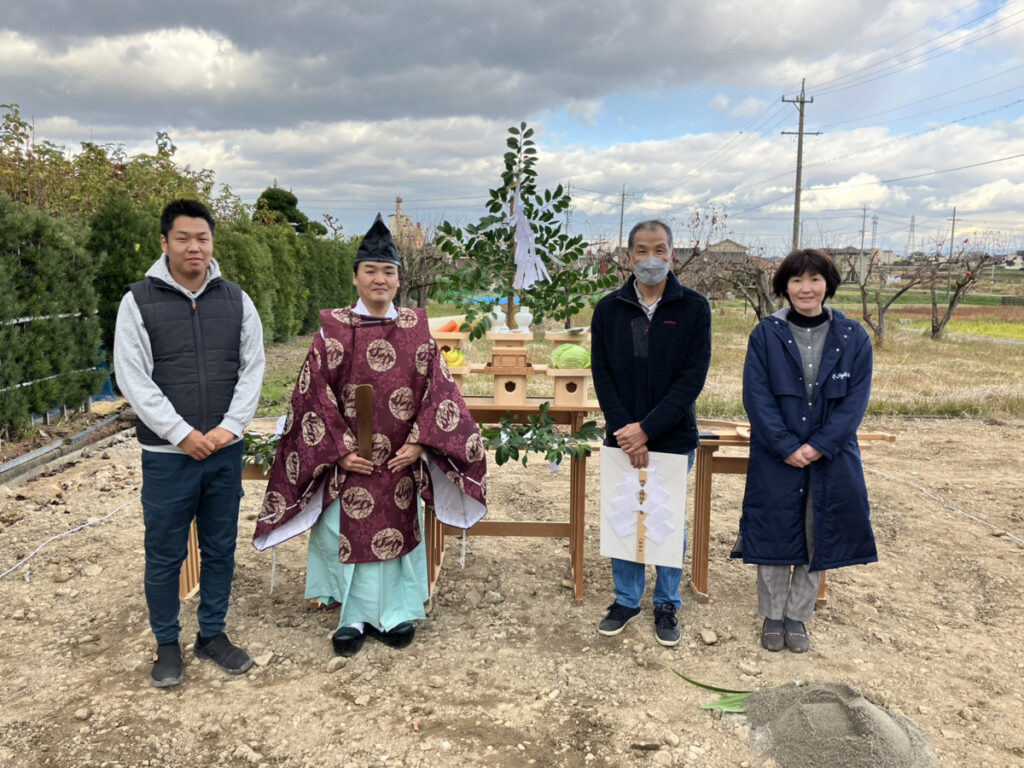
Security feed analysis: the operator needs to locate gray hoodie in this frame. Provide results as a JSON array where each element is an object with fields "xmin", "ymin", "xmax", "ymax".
[{"xmin": 113, "ymin": 255, "xmax": 265, "ymax": 453}]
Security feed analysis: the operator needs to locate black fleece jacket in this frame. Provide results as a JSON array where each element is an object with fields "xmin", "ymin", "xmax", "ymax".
[{"xmin": 591, "ymin": 273, "xmax": 712, "ymax": 455}]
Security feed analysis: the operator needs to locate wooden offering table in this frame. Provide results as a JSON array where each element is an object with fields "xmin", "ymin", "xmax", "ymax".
[
  {"xmin": 423, "ymin": 396, "xmax": 599, "ymax": 603},
  {"xmin": 690, "ymin": 420, "xmax": 894, "ymax": 606}
]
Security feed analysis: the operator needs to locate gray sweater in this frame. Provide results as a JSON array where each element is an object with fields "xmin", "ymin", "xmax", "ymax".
[
  {"xmin": 787, "ymin": 318, "xmax": 830, "ymax": 404},
  {"xmin": 113, "ymin": 255, "xmax": 265, "ymax": 453}
]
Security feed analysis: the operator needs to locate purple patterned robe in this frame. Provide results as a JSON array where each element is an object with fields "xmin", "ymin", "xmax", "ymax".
[{"xmin": 253, "ymin": 306, "xmax": 487, "ymax": 563}]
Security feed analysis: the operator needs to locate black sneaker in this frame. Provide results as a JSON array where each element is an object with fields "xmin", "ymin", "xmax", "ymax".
[
  {"xmin": 598, "ymin": 602, "xmax": 641, "ymax": 636},
  {"xmin": 150, "ymin": 642, "xmax": 184, "ymax": 688},
  {"xmin": 365, "ymin": 621, "xmax": 416, "ymax": 649},
  {"xmin": 194, "ymin": 632, "xmax": 253, "ymax": 675},
  {"xmin": 654, "ymin": 604, "xmax": 681, "ymax": 647}
]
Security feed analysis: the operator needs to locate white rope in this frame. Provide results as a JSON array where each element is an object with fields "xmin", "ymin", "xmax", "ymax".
[
  {"xmin": 0, "ymin": 495, "xmax": 141, "ymax": 580},
  {"xmin": 865, "ymin": 466, "xmax": 1024, "ymax": 547}
]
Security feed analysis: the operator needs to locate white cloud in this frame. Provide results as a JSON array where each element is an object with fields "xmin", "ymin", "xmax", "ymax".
[
  {"xmin": 3, "ymin": 0, "xmax": 1022, "ymax": 254},
  {"xmin": 731, "ymin": 97, "xmax": 768, "ymax": 119},
  {"xmin": 566, "ymin": 99, "xmax": 602, "ymax": 127},
  {"xmin": 2, "ymin": 28, "xmax": 267, "ymax": 95}
]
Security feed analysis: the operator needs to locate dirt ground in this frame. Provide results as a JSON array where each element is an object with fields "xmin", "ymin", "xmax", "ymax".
[{"xmin": 1, "ymin": 416, "xmax": 1022, "ymax": 768}]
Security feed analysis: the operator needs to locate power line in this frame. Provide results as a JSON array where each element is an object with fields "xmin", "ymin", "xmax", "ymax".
[
  {"xmin": 640, "ymin": 101, "xmax": 790, "ymax": 197},
  {"xmin": 709, "ymin": 94, "xmax": 1024, "ymax": 207},
  {"xmin": 812, "ymin": 12, "xmax": 1024, "ymax": 98},
  {"xmin": 854, "ymin": 151, "xmax": 1024, "ymax": 185},
  {"xmin": 727, "ymin": 152, "xmax": 1024, "ymax": 217},
  {"xmin": 817, "ymin": 64, "xmax": 1024, "ymax": 129},
  {"xmin": 807, "ymin": 2, "xmax": 1022, "ymax": 95},
  {"xmin": 805, "ymin": 1, "xmax": 999, "ymax": 91}
]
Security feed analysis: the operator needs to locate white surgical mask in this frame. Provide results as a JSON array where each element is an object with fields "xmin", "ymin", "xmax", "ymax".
[{"xmin": 633, "ymin": 257, "xmax": 670, "ymax": 286}]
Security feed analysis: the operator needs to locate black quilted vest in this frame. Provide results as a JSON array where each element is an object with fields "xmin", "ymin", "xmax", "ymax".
[{"xmin": 129, "ymin": 277, "xmax": 243, "ymax": 446}]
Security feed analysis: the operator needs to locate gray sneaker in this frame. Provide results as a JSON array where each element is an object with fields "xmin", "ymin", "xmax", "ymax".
[
  {"xmin": 598, "ymin": 603, "xmax": 641, "ymax": 636},
  {"xmin": 654, "ymin": 604, "xmax": 681, "ymax": 647},
  {"xmin": 150, "ymin": 642, "xmax": 183, "ymax": 688}
]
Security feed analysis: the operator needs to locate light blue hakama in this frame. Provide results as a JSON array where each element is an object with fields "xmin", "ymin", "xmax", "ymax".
[{"xmin": 305, "ymin": 497, "xmax": 428, "ymax": 632}]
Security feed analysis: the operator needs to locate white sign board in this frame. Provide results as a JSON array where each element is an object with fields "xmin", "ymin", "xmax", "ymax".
[{"xmin": 599, "ymin": 447, "xmax": 687, "ymax": 568}]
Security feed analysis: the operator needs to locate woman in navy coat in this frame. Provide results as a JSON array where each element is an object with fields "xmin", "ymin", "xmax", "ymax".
[{"xmin": 738, "ymin": 249, "xmax": 876, "ymax": 653}]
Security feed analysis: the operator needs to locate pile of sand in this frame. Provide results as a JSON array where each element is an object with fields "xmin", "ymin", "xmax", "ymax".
[{"xmin": 745, "ymin": 681, "xmax": 936, "ymax": 768}]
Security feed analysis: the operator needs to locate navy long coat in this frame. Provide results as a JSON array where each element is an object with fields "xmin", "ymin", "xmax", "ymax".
[{"xmin": 739, "ymin": 308, "xmax": 877, "ymax": 571}]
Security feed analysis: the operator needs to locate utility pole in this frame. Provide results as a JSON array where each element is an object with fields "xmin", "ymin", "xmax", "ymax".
[
  {"xmin": 946, "ymin": 206, "xmax": 957, "ymax": 296},
  {"xmin": 617, "ymin": 184, "xmax": 628, "ymax": 259},
  {"xmin": 782, "ymin": 79, "xmax": 820, "ymax": 252},
  {"xmin": 859, "ymin": 205, "xmax": 868, "ymax": 281}
]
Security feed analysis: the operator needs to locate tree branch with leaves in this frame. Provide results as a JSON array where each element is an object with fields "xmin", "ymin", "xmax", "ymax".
[{"xmin": 435, "ymin": 123, "xmax": 616, "ymax": 339}]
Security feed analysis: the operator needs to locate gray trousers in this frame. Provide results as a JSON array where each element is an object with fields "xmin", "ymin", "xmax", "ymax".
[{"xmin": 757, "ymin": 490, "xmax": 822, "ymax": 622}]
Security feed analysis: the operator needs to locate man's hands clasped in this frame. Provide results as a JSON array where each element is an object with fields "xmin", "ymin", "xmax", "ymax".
[
  {"xmin": 179, "ymin": 427, "xmax": 237, "ymax": 461},
  {"xmin": 614, "ymin": 422, "xmax": 650, "ymax": 469}
]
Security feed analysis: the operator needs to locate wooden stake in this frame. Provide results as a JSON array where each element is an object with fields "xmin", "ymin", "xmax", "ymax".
[{"xmin": 636, "ymin": 469, "xmax": 648, "ymax": 562}]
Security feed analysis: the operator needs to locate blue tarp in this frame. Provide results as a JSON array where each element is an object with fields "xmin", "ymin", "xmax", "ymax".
[
  {"xmin": 92, "ymin": 361, "xmax": 117, "ymax": 402},
  {"xmin": 468, "ymin": 295, "xmax": 522, "ymax": 305}
]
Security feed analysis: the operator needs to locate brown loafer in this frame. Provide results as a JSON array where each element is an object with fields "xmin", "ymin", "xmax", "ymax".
[
  {"xmin": 760, "ymin": 618, "xmax": 785, "ymax": 652},
  {"xmin": 784, "ymin": 618, "xmax": 810, "ymax": 653}
]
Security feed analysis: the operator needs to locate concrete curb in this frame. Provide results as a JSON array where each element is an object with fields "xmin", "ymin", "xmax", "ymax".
[{"xmin": 0, "ymin": 415, "xmax": 135, "ymax": 489}]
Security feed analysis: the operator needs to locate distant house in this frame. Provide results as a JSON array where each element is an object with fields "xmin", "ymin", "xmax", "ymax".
[
  {"xmin": 702, "ymin": 239, "xmax": 750, "ymax": 263},
  {"xmin": 874, "ymin": 249, "xmax": 901, "ymax": 266}
]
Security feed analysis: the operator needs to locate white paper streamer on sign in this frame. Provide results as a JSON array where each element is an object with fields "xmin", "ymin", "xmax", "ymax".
[
  {"xmin": 600, "ymin": 447, "xmax": 686, "ymax": 568},
  {"xmin": 606, "ymin": 459, "xmax": 676, "ymax": 544}
]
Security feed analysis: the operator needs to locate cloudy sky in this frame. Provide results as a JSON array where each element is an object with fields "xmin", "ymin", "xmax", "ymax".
[{"xmin": 3, "ymin": 0, "xmax": 1023, "ymax": 256}]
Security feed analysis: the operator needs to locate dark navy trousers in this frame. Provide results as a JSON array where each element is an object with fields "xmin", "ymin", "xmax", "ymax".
[{"xmin": 141, "ymin": 441, "xmax": 244, "ymax": 645}]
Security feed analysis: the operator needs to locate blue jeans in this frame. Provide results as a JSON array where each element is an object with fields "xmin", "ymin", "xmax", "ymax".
[
  {"xmin": 611, "ymin": 449, "xmax": 695, "ymax": 611},
  {"xmin": 141, "ymin": 442, "xmax": 244, "ymax": 644}
]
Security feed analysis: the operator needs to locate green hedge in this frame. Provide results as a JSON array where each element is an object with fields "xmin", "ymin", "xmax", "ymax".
[
  {"xmin": 0, "ymin": 196, "xmax": 104, "ymax": 430},
  {"xmin": 0, "ymin": 194, "xmax": 361, "ymax": 433}
]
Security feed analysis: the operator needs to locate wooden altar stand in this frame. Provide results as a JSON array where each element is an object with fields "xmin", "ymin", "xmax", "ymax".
[
  {"xmin": 425, "ymin": 329, "xmax": 601, "ymax": 602},
  {"xmin": 690, "ymin": 420, "xmax": 895, "ymax": 606},
  {"xmin": 423, "ymin": 396, "xmax": 598, "ymax": 603}
]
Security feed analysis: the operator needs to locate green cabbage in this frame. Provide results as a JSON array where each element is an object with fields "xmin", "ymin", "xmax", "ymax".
[{"xmin": 551, "ymin": 343, "xmax": 590, "ymax": 369}]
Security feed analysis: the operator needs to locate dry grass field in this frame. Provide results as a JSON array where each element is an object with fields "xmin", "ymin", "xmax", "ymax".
[{"xmin": 261, "ymin": 303, "xmax": 1024, "ymax": 421}]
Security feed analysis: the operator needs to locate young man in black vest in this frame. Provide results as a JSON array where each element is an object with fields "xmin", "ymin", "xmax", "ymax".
[{"xmin": 114, "ymin": 199, "xmax": 265, "ymax": 687}]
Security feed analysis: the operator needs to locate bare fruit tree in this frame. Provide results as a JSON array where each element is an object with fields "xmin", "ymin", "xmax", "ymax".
[
  {"xmin": 729, "ymin": 246, "xmax": 778, "ymax": 321},
  {"xmin": 396, "ymin": 240, "xmax": 449, "ymax": 309},
  {"xmin": 832, "ymin": 250, "xmax": 928, "ymax": 347},
  {"xmin": 927, "ymin": 242, "xmax": 996, "ymax": 339}
]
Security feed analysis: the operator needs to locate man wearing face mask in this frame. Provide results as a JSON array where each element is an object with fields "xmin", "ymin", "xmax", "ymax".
[{"xmin": 590, "ymin": 220, "xmax": 712, "ymax": 647}]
